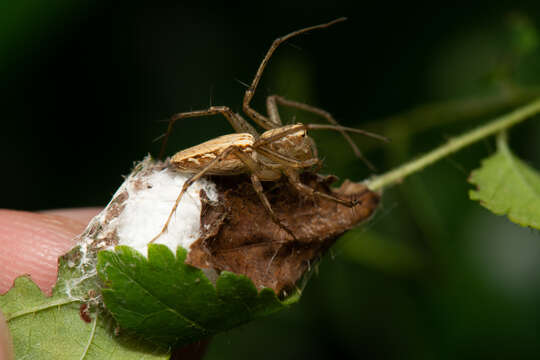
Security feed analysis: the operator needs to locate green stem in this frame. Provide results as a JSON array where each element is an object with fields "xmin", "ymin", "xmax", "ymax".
[{"xmin": 365, "ymin": 98, "xmax": 540, "ymax": 191}]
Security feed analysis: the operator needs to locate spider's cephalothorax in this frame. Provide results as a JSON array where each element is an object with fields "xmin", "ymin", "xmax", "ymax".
[{"xmin": 256, "ymin": 125, "xmax": 315, "ymax": 171}]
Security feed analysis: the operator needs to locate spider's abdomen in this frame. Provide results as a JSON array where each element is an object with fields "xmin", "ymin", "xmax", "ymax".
[{"xmin": 171, "ymin": 133, "xmax": 255, "ymax": 175}]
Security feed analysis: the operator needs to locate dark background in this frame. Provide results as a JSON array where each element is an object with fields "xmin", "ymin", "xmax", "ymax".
[{"xmin": 2, "ymin": 1, "xmax": 540, "ymax": 359}]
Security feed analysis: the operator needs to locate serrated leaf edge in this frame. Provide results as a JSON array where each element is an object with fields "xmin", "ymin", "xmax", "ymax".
[
  {"xmin": 102, "ymin": 249, "xmax": 208, "ymax": 333},
  {"xmin": 100, "ymin": 244, "xmax": 297, "ymax": 304},
  {"xmin": 498, "ymin": 135, "xmax": 539, "ymax": 202},
  {"xmin": 469, "ymin": 132, "xmax": 540, "ymax": 229},
  {"xmin": 97, "ymin": 244, "xmax": 299, "ymax": 343},
  {"xmin": 2, "ymin": 260, "xmax": 170, "ymax": 359}
]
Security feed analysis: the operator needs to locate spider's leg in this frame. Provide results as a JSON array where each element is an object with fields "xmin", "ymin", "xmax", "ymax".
[
  {"xmin": 267, "ymin": 95, "xmax": 376, "ymax": 170},
  {"xmin": 242, "ymin": 18, "xmax": 346, "ymax": 130},
  {"xmin": 150, "ymin": 145, "xmax": 238, "ymax": 243},
  {"xmin": 229, "ymin": 148, "xmax": 297, "ymax": 241},
  {"xmin": 283, "ymin": 168, "xmax": 364, "ymax": 208},
  {"xmin": 160, "ymin": 106, "xmax": 258, "ymax": 159}
]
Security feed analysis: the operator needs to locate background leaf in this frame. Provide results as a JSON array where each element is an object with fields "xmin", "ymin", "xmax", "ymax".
[
  {"xmin": 469, "ymin": 133, "xmax": 540, "ymax": 229},
  {"xmin": 97, "ymin": 244, "xmax": 299, "ymax": 347},
  {"xmin": 0, "ymin": 254, "xmax": 168, "ymax": 360}
]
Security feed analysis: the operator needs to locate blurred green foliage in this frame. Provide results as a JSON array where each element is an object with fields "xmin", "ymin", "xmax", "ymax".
[{"xmin": 2, "ymin": 2, "xmax": 540, "ymax": 359}]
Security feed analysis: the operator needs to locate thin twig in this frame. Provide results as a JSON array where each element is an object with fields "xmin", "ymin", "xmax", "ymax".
[{"xmin": 365, "ymin": 98, "xmax": 540, "ymax": 191}]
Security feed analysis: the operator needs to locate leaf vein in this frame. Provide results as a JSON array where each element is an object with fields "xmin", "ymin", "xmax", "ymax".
[
  {"xmin": 79, "ymin": 312, "xmax": 98, "ymax": 360},
  {"xmin": 112, "ymin": 259, "xmax": 207, "ymax": 333},
  {"xmin": 6, "ymin": 298, "xmax": 79, "ymax": 322}
]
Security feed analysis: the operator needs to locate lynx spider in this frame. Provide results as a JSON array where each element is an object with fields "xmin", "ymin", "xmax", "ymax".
[{"xmin": 150, "ymin": 17, "xmax": 386, "ymax": 243}]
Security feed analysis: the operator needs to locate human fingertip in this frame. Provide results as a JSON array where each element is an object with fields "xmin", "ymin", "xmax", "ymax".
[
  {"xmin": 0, "ymin": 210, "xmax": 83, "ymax": 296},
  {"xmin": 39, "ymin": 207, "xmax": 102, "ymax": 225}
]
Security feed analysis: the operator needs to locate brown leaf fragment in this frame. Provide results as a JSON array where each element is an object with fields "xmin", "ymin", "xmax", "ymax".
[{"xmin": 186, "ymin": 172, "xmax": 380, "ymax": 295}]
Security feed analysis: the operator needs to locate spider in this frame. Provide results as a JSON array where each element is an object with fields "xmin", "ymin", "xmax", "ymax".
[{"xmin": 150, "ymin": 17, "xmax": 386, "ymax": 243}]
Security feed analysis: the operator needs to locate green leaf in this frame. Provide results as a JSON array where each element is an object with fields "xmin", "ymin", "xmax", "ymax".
[
  {"xmin": 0, "ymin": 254, "xmax": 168, "ymax": 360},
  {"xmin": 97, "ymin": 244, "xmax": 299, "ymax": 347},
  {"xmin": 469, "ymin": 133, "xmax": 540, "ymax": 229}
]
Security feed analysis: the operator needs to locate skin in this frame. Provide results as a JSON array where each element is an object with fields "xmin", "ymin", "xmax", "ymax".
[
  {"xmin": 0, "ymin": 208, "xmax": 101, "ymax": 360},
  {"xmin": 0, "ymin": 208, "xmax": 207, "ymax": 360}
]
